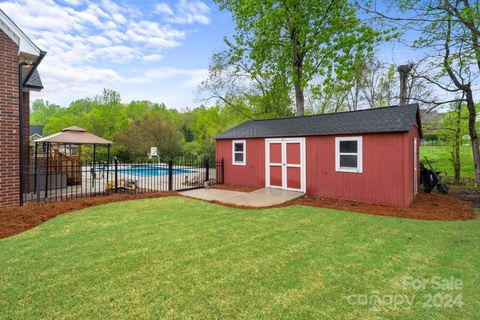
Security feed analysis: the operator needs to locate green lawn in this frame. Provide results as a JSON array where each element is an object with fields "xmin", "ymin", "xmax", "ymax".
[
  {"xmin": 421, "ymin": 145, "xmax": 475, "ymax": 183},
  {"xmin": 1, "ymin": 197, "xmax": 479, "ymax": 319}
]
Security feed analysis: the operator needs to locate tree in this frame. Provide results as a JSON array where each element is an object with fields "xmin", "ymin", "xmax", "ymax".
[
  {"xmin": 88, "ymin": 102, "xmax": 128, "ymax": 141},
  {"xmin": 95, "ymin": 89, "xmax": 121, "ymax": 105},
  {"xmin": 188, "ymin": 105, "xmax": 245, "ymax": 158},
  {"xmin": 214, "ymin": 0, "xmax": 381, "ymax": 116},
  {"xmin": 30, "ymin": 100, "xmax": 61, "ymax": 125},
  {"xmin": 364, "ymin": 0, "xmax": 480, "ymax": 188},
  {"xmin": 200, "ymin": 51, "xmax": 294, "ymax": 119},
  {"xmin": 439, "ymin": 100, "xmax": 469, "ymax": 184},
  {"xmin": 309, "ymin": 81, "xmax": 352, "ymax": 114},
  {"xmin": 43, "ymin": 114, "xmax": 77, "ymax": 136},
  {"xmin": 181, "ymin": 124, "xmax": 195, "ymax": 142},
  {"xmin": 115, "ymin": 114, "xmax": 182, "ymax": 159},
  {"xmin": 310, "ymin": 57, "xmax": 433, "ymax": 112},
  {"xmin": 361, "ymin": 61, "xmax": 397, "ymax": 108}
]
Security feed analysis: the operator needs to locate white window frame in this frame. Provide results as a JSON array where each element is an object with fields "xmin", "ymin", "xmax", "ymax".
[
  {"xmin": 232, "ymin": 140, "xmax": 246, "ymax": 165},
  {"xmin": 335, "ymin": 136, "xmax": 363, "ymax": 173}
]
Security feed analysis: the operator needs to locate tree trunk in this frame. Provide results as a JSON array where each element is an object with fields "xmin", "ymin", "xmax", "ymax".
[
  {"xmin": 453, "ymin": 102, "xmax": 461, "ymax": 184},
  {"xmin": 353, "ymin": 78, "xmax": 360, "ymax": 111},
  {"xmin": 293, "ymin": 74, "xmax": 305, "ymax": 117},
  {"xmin": 465, "ymin": 90, "xmax": 480, "ymax": 189},
  {"xmin": 288, "ymin": 22, "xmax": 305, "ymax": 117},
  {"xmin": 397, "ymin": 64, "xmax": 412, "ymax": 105},
  {"xmin": 453, "ymin": 145, "xmax": 461, "ymax": 185}
]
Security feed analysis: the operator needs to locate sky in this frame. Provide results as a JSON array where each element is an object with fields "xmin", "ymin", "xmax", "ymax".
[{"xmin": 0, "ymin": 0, "xmax": 419, "ymax": 110}]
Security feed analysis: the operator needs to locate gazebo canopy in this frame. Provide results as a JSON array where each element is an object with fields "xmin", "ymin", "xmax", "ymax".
[{"xmin": 35, "ymin": 126, "xmax": 113, "ymax": 145}]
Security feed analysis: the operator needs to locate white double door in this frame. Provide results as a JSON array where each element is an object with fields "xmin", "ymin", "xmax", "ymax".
[{"xmin": 265, "ymin": 138, "xmax": 305, "ymax": 192}]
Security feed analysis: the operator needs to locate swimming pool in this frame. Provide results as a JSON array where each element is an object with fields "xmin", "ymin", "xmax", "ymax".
[{"xmin": 97, "ymin": 164, "xmax": 196, "ymax": 177}]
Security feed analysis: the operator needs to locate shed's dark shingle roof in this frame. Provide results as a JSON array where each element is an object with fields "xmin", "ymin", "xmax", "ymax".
[
  {"xmin": 216, "ymin": 104, "xmax": 421, "ymax": 139},
  {"xmin": 25, "ymin": 69, "xmax": 43, "ymax": 89}
]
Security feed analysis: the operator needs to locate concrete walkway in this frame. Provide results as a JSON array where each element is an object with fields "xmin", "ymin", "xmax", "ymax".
[{"xmin": 180, "ymin": 187, "xmax": 304, "ymax": 207}]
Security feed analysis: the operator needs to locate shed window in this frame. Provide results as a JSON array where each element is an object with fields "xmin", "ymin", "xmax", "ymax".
[
  {"xmin": 232, "ymin": 140, "xmax": 246, "ymax": 165},
  {"xmin": 335, "ymin": 137, "xmax": 362, "ymax": 173}
]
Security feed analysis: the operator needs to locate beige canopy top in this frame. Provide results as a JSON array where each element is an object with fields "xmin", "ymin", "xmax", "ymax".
[{"xmin": 35, "ymin": 126, "xmax": 113, "ymax": 145}]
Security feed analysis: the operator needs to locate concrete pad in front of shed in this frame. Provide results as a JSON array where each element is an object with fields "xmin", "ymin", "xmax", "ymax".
[{"xmin": 180, "ymin": 188, "xmax": 304, "ymax": 207}]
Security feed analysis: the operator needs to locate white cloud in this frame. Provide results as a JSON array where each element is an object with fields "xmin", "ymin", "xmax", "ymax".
[
  {"xmin": 112, "ymin": 13, "xmax": 127, "ymax": 24},
  {"xmin": 143, "ymin": 54, "xmax": 164, "ymax": 62},
  {"xmin": 86, "ymin": 46, "xmax": 142, "ymax": 63},
  {"xmin": 87, "ymin": 35, "xmax": 112, "ymax": 47},
  {"xmin": 37, "ymin": 62, "xmax": 124, "ymax": 96},
  {"xmin": 144, "ymin": 67, "xmax": 208, "ymax": 87},
  {"xmin": 62, "ymin": 0, "xmax": 83, "ymax": 6},
  {"xmin": 145, "ymin": 67, "xmax": 195, "ymax": 79},
  {"xmin": 155, "ymin": 0, "xmax": 210, "ymax": 25},
  {"xmin": 0, "ymin": 0, "xmax": 209, "ymax": 107},
  {"xmin": 182, "ymin": 68, "xmax": 208, "ymax": 87},
  {"xmin": 126, "ymin": 20, "xmax": 185, "ymax": 48},
  {"xmin": 154, "ymin": 2, "xmax": 173, "ymax": 16}
]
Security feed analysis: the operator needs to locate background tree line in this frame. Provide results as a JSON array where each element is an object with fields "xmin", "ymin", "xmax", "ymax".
[{"xmin": 31, "ymin": 89, "xmax": 245, "ymax": 161}]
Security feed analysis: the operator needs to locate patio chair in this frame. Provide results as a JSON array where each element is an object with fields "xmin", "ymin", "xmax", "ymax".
[
  {"xmin": 184, "ymin": 174, "xmax": 202, "ymax": 187},
  {"xmin": 105, "ymin": 178, "xmax": 138, "ymax": 192}
]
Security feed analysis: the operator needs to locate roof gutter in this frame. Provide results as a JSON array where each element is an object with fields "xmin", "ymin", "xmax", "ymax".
[
  {"xmin": 18, "ymin": 50, "xmax": 46, "ymax": 206},
  {"xmin": 19, "ymin": 62, "xmax": 28, "ymax": 206}
]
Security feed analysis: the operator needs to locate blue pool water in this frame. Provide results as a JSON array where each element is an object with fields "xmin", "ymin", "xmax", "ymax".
[{"xmin": 97, "ymin": 164, "xmax": 196, "ymax": 177}]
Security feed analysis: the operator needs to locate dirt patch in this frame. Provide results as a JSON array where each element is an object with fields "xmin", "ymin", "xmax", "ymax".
[
  {"xmin": 210, "ymin": 184, "xmax": 260, "ymax": 193},
  {"xmin": 448, "ymin": 186, "xmax": 480, "ymax": 208},
  {"xmin": 0, "ymin": 192, "xmax": 176, "ymax": 239},
  {"xmin": 294, "ymin": 192, "xmax": 475, "ymax": 221}
]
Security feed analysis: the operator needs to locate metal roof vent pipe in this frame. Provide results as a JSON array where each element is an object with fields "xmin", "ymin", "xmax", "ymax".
[{"xmin": 397, "ymin": 64, "xmax": 413, "ymax": 105}]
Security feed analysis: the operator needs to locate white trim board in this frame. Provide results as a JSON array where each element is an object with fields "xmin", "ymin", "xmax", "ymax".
[
  {"xmin": 0, "ymin": 9, "xmax": 41, "ymax": 59},
  {"xmin": 414, "ymin": 136, "xmax": 418, "ymax": 194}
]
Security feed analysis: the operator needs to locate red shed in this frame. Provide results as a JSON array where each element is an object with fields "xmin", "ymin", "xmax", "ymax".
[{"xmin": 215, "ymin": 104, "xmax": 422, "ymax": 208}]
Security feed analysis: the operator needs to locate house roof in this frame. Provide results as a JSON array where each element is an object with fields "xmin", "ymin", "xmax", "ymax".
[
  {"xmin": 29, "ymin": 125, "xmax": 44, "ymax": 136},
  {"xmin": 0, "ymin": 9, "xmax": 46, "ymax": 91},
  {"xmin": 25, "ymin": 69, "xmax": 43, "ymax": 89},
  {"xmin": 0, "ymin": 9, "xmax": 41, "ymax": 59},
  {"xmin": 35, "ymin": 126, "xmax": 113, "ymax": 145},
  {"xmin": 216, "ymin": 104, "xmax": 422, "ymax": 140}
]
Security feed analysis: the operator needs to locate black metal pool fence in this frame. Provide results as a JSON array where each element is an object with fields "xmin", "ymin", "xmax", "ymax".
[{"xmin": 21, "ymin": 157, "xmax": 224, "ymax": 205}]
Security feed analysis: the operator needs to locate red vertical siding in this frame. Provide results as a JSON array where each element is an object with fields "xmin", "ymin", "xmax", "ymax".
[
  {"xmin": 216, "ymin": 138, "xmax": 265, "ymax": 188},
  {"xmin": 304, "ymin": 133, "xmax": 408, "ymax": 207},
  {"xmin": 216, "ymin": 127, "xmax": 420, "ymax": 207}
]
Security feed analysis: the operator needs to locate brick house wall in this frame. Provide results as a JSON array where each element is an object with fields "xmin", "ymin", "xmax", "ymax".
[{"xmin": 0, "ymin": 28, "xmax": 30, "ymax": 207}]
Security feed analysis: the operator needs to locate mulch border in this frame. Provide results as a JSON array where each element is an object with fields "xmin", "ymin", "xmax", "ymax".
[
  {"xmin": 0, "ymin": 192, "xmax": 176, "ymax": 239},
  {"xmin": 182, "ymin": 192, "xmax": 476, "ymax": 221},
  {"xmin": 207, "ymin": 184, "xmax": 476, "ymax": 221},
  {"xmin": 0, "ymin": 186, "xmax": 476, "ymax": 239}
]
